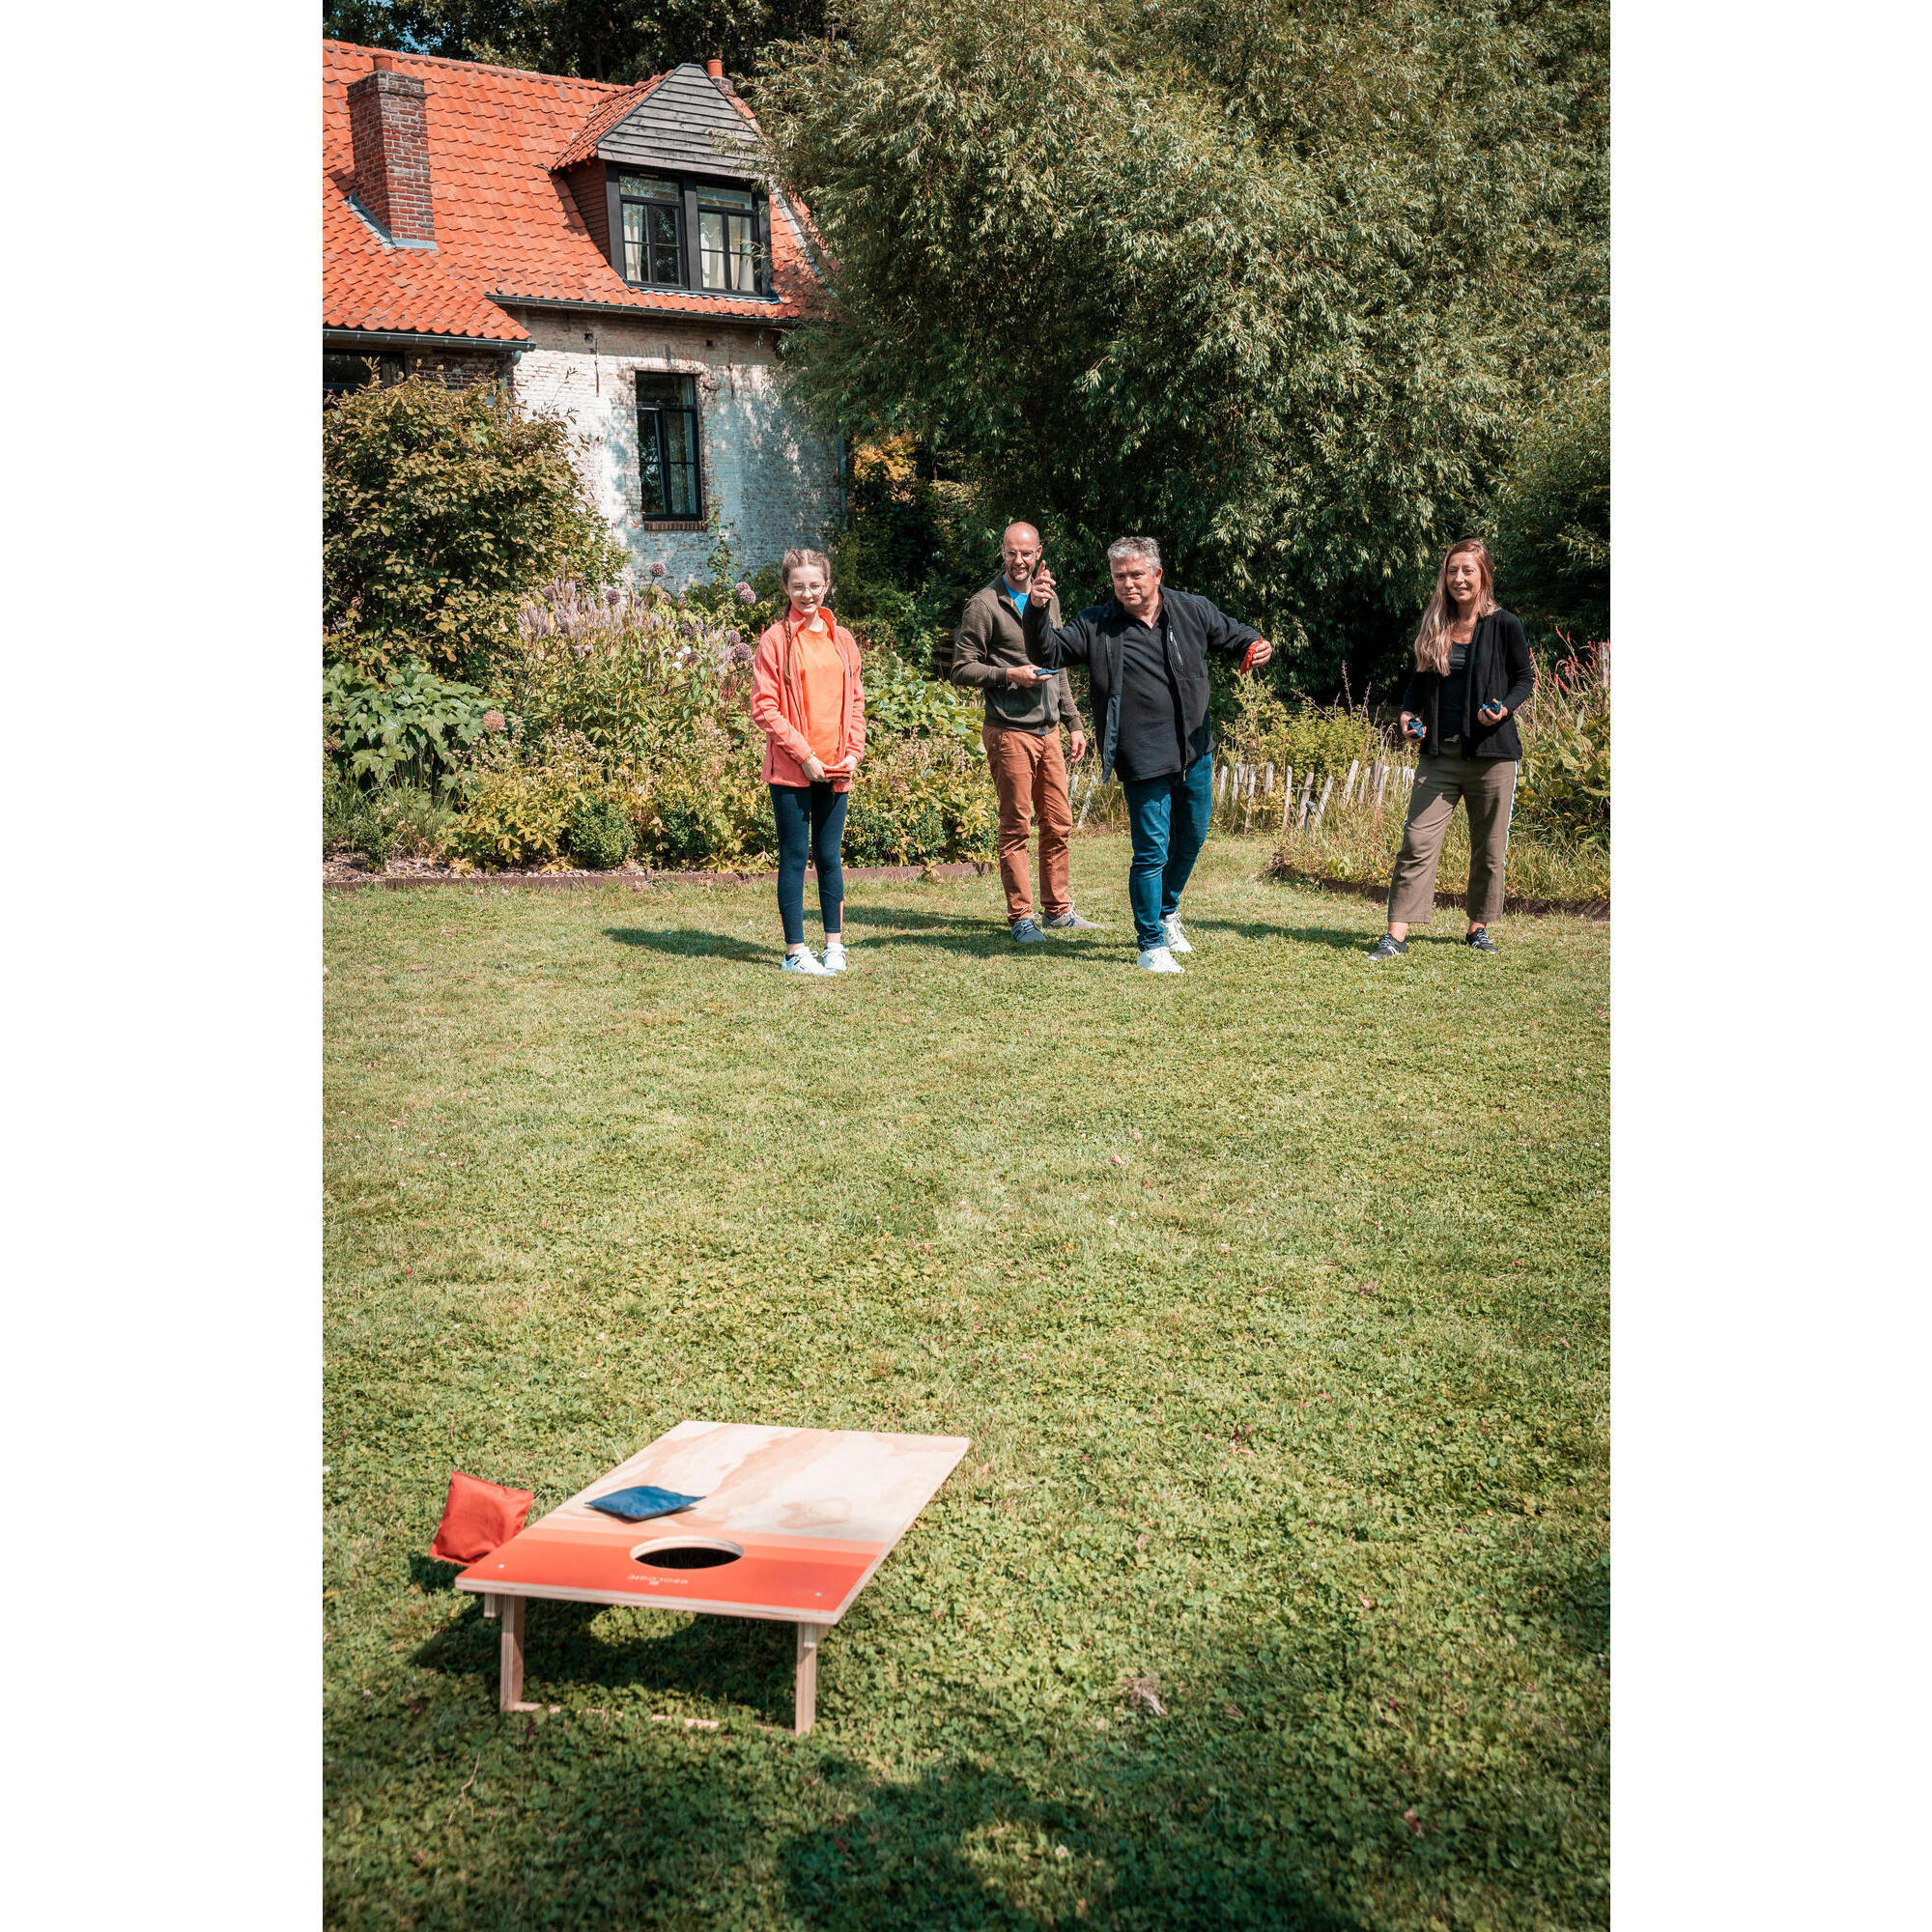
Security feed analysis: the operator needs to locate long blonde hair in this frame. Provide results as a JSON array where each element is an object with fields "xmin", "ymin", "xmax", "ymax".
[{"xmin": 1412, "ymin": 539, "xmax": 1497, "ymax": 674}]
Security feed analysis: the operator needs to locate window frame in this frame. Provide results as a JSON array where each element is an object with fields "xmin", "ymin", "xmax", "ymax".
[
  {"xmin": 601, "ymin": 164, "xmax": 776, "ymax": 299},
  {"xmin": 694, "ymin": 183, "xmax": 762, "ymax": 296},
  {"xmin": 634, "ymin": 371, "xmax": 705, "ymax": 524},
  {"xmin": 324, "ymin": 351, "xmax": 404, "ymax": 396},
  {"xmin": 610, "ymin": 172, "xmax": 685, "ymax": 289}
]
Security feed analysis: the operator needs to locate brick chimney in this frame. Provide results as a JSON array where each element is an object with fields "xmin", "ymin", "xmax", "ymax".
[
  {"xmin": 347, "ymin": 54, "xmax": 436, "ymax": 246},
  {"xmin": 706, "ymin": 58, "xmax": 724, "ymax": 78}
]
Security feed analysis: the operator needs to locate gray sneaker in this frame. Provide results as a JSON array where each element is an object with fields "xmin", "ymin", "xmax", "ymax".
[
  {"xmin": 1010, "ymin": 918, "xmax": 1046, "ymax": 944},
  {"xmin": 1367, "ymin": 934, "xmax": 1408, "ymax": 960},
  {"xmin": 1043, "ymin": 910, "xmax": 1101, "ymax": 930}
]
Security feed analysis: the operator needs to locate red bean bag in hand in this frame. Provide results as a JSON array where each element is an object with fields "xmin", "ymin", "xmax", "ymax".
[{"xmin": 430, "ymin": 1471, "xmax": 534, "ymax": 1565}]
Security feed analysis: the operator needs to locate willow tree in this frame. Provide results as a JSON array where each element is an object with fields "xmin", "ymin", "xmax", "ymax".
[{"xmin": 753, "ymin": 0, "xmax": 1607, "ymax": 692}]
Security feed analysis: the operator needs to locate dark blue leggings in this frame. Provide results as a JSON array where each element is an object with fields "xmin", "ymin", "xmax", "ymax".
[{"xmin": 771, "ymin": 782, "xmax": 847, "ymax": 946}]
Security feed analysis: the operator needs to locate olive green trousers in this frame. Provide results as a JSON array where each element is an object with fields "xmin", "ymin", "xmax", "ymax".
[{"xmin": 1387, "ymin": 754, "xmax": 1518, "ymax": 926}]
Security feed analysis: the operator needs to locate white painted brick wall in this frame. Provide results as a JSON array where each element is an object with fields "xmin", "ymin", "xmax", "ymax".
[{"xmin": 506, "ymin": 310, "xmax": 839, "ymax": 591}]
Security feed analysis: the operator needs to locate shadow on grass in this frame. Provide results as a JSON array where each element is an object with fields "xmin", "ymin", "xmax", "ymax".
[
  {"xmin": 604, "ymin": 927, "xmax": 778, "ymax": 964},
  {"xmin": 1183, "ymin": 918, "xmax": 1371, "ymax": 954},
  {"xmin": 411, "ymin": 1593, "xmax": 797, "ymax": 1729},
  {"xmin": 367, "ymin": 1618, "xmax": 1378, "ymax": 1932},
  {"xmin": 839, "ymin": 903, "xmax": 1119, "ymax": 960},
  {"xmin": 410, "ymin": 1553, "xmax": 464, "ymax": 1594}
]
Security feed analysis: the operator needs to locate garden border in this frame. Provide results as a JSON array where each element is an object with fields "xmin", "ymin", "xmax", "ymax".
[
  {"xmin": 1265, "ymin": 866, "xmax": 1608, "ymax": 921},
  {"xmin": 324, "ymin": 861, "xmax": 996, "ymax": 893}
]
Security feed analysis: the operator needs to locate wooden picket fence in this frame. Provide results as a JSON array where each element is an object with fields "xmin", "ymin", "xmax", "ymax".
[{"xmin": 1067, "ymin": 753, "xmax": 1417, "ymax": 839}]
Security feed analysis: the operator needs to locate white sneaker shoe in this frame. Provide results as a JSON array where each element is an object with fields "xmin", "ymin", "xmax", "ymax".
[
  {"xmin": 823, "ymin": 941, "xmax": 847, "ymax": 973},
  {"xmin": 781, "ymin": 950, "xmax": 832, "ymax": 976},
  {"xmin": 1136, "ymin": 946, "xmax": 1184, "ymax": 974},
  {"xmin": 1162, "ymin": 916, "xmax": 1193, "ymax": 954}
]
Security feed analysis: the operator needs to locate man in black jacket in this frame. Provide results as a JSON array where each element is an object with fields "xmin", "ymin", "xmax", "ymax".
[{"xmin": 1024, "ymin": 536, "xmax": 1271, "ymax": 973}]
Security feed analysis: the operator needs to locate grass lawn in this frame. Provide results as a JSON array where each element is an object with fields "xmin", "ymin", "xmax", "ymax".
[{"xmin": 324, "ymin": 834, "xmax": 1608, "ymax": 1932}]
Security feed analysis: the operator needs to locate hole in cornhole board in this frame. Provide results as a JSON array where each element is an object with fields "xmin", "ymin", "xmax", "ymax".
[{"xmin": 632, "ymin": 1537, "xmax": 745, "ymax": 1570}]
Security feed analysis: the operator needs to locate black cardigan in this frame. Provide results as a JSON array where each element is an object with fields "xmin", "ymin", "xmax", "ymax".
[{"xmin": 1398, "ymin": 608, "xmax": 1536, "ymax": 760}]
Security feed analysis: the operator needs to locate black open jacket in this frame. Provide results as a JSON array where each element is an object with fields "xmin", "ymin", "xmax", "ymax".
[
  {"xmin": 1398, "ymin": 608, "xmax": 1536, "ymax": 760},
  {"xmin": 1022, "ymin": 587, "xmax": 1260, "ymax": 782}
]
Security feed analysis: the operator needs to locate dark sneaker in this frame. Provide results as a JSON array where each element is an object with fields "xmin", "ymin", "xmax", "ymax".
[
  {"xmin": 1466, "ymin": 928, "xmax": 1499, "ymax": 953},
  {"xmin": 1010, "ymin": 918, "xmax": 1046, "ymax": 944},
  {"xmin": 1043, "ymin": 910, "xmax": 1101, "ymax": 930},
  {"xmin": 1367, "ymin": 934, "xmax": 1408, "ymax": 960}
]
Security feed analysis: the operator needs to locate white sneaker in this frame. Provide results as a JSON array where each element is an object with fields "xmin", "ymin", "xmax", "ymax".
[
  {"xmin": 781, "ymin": 950, "xmax": 832, "ymax": 976},
  {"xmin": 1162, "ymin": 916, "xmax": 1193, "ymax": 954},
  {"xmin": 1136, "ymin": 946, "xmax": 1184, "ymax": 974},
  {"xmin": 823, "ymin": 941, "xmax": 847, "ymax": 973}
]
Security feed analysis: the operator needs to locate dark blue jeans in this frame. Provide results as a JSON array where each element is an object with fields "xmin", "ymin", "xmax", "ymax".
[
  {"xmin": 1122, "ymin": 753, "xmax": 1215, "ymax": 951},
  {"xmin": 771, "ymin": 782, "xmax": 847, "ymax": 946}
]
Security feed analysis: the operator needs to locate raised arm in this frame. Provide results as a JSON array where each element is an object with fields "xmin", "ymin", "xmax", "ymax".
[{"xmin": 1021, "ymin": 592, "xmax": 1095, "ymax": 671}]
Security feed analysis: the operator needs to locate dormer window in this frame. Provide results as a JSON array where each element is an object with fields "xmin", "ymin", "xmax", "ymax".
[
  {"xmin": 696, "ymin": 185, "xmax": 759, "ymax": 293},
  {"xmin": 618, "ymin": 175, "xmax": 683, "ymax": 286}
]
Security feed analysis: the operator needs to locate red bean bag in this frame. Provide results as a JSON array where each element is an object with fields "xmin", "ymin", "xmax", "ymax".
[{"xmin": 430, "ymin": 1471, "xmax": 534, "ymax": 1565}]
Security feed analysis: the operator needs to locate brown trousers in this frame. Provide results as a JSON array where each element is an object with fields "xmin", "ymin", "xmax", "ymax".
[
  {"xmin": 1387, "ymin": 754, "xmax": 1519, "ymax": 926},
  {"xmin": 982, "ymin": 725, "xmax": 1072, "ymax": 922}
]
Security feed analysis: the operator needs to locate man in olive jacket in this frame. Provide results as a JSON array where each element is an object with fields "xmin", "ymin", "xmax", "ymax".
[
  {"xmin": 1024, "ymin": 535, "xmax": 1272, "ymax": 973},
  {"xmin": 951, "ymin": 522, "xmax": 1098, "ymax": 942}
]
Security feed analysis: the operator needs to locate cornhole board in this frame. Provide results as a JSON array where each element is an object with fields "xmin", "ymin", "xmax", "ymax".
[{"xmin": 454, "ymin": 1420, "xmax": 970, "ymax": 1734}]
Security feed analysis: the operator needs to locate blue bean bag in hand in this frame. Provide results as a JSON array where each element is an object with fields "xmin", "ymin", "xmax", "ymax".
[{"xmin": 586, "ymin": 1484, "xmax": 704, "ymax": 1522}]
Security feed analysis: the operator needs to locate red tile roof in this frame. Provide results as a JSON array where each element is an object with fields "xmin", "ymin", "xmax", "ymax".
[{"xmin": 323, "ymin": 42, "xmax": 815, "ymax": 342}]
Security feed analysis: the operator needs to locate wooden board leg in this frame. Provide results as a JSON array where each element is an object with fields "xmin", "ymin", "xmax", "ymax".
[
  {"xmin": 481, "ymin": 1594, "xmax": 498, "ymax": 1620},
  {"xmin": 794, "ymin": 1622, "xmax": 821, "ymax": 1737},
  {"xmin": 499, "ymin": 1595, "xmax": 527, "ymax": 1711}
]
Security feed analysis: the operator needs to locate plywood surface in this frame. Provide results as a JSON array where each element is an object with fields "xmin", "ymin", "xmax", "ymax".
[{"xmin": 455, "ymin": 1421, "xmax": 971, "ymax": 1624}]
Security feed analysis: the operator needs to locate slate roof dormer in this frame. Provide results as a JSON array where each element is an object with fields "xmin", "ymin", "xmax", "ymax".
[{"xmin": 559, "ymin": 61, "xmax": 763, "ymax": 180}]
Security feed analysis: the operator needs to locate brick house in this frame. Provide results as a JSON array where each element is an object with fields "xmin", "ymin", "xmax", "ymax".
[{"xmin": 324, "ymin": 42, "xmax": 841, "ymax": 587}]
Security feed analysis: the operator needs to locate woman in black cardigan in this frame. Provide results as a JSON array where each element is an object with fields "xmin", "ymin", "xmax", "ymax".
[{"xmin": 1370, "ymin": 539, "xmax": 1535, "ymax": 958}]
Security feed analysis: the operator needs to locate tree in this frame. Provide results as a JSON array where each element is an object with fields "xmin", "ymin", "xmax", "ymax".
[
  {"xmin": 1492, "ymin": 355, "xmax": 1609, "ymax": 645},
  {"xmin": 322, "ymin": 0, "xmax": 830, "ymax": 84},
  {"xmin": 324, "ymin": 375, "xmax": 625, "ymax": 682},
  {"xmin": 752, "ymin": 0, "xmax": 1608, "ymax": 696}
]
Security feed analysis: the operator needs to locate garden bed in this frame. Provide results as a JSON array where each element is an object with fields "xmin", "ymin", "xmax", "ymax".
[{"xmin": 323, "ymin": 854, "xmax": 993, "ymax": 892}]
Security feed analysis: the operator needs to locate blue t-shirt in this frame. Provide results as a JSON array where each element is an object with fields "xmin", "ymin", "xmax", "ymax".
[{"xmin": 1002, "ymin": 576, "xmax": 1030, "ymax": 617}]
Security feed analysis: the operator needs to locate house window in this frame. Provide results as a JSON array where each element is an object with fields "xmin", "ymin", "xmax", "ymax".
[
  {"xmin": 324, "ymin": 351, "xmax": 404, "ymax": 396},
  {"xmin": 636, "ymin": 373, "xmax": 702, "ymax": 519},
  {"xmin": 618, "ymin": 175, "xmax": 683, "ymax": 286},
  {"xmin": 696, "ymin": 185, "xmax": 761, "ymax": 293}
]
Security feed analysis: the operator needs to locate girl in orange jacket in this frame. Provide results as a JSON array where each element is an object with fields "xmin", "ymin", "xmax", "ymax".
[{"xmin": 747, "ymin": 548, "xmax": 867, "ymax": 975}]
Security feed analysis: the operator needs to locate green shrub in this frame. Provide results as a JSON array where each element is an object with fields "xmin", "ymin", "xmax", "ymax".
[
  {"xmin": 564, "ymin": 793, "xmax": 634, "ymax": 869},
  {"xmin": 845, "ymin": 736, "xmax": 996, "ymax": 866},
  {"xmin": 324, "ymin": 661, "xmax": 497, "ymax": 791},
  {"xmin": 1223, "ymin": 680, "xmax": 1386, "ymax": 784},
  {"xmin": 1515, "ymin": 643, "xmax": 1610, "ymax": 846},
  {"xmin": 497, "ymin": 580, "xmax": 756, "ymax": 773},
  {"xmin": 324, "ymin": 376, "xmax": 625, "ymax": 682},
  {"xmin": 441, "ymin": 753, "xmax": 581, "ymax": 871},
  {"xmin": 324, "ymin": 771, "xmax": 457, "ymax": 865},
  {"xmin": 859, "ymin": 650, "xmax": 980, "ymax": 747}
]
